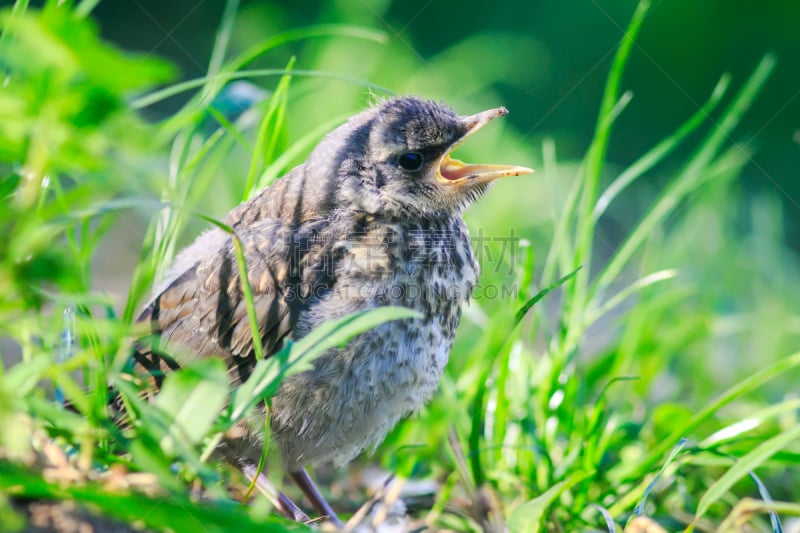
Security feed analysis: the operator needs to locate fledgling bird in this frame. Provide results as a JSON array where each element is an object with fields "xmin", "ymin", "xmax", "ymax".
[{"xmin": 133, "ymin": 96, "xmax": 532, "ymax": 525}]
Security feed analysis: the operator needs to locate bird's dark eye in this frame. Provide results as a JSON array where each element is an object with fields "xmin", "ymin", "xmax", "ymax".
[{"xmin": 397, "ymin": 152, "xmax": 424, "ymax": 172}]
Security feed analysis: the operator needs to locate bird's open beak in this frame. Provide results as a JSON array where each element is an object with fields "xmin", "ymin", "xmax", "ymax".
[{"xmin": 435, "ymin": 107, "xmax": 534, "ymax": 184}]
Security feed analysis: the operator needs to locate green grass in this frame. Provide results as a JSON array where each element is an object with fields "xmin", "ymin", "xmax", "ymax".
[{"xmin": 1, "ymin": 1, "xmax": 799, "ymax": 531}]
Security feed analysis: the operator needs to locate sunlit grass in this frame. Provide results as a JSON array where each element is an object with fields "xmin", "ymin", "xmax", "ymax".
[{"xmin": 0, "ymin": 0, "xmax": 798, "ymax": 532}]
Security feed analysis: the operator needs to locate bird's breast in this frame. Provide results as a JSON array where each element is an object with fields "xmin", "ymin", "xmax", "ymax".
[
  {"xmin": 294, "ymin": 216, "xmax": 479, "ymax": 335},
  {"xmin": 271, "ymin": 216, "xmax": 479, "ymax": 468}
]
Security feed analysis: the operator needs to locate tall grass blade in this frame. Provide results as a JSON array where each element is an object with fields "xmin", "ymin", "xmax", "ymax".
[
  {"xmin": 694, "ymin": 425, "xmax": 800, "ymax": 521},
  {"xmin": 592, "ymin": 54, "xmax": 776, "ymax": 299},
  {"xmin": 566, "ymin": 0, "xmax": 650, "ymax": 341},
  {"xmin": 593, "ymin": 75, "xmax": 730, "ymax": 220},
  {"xmin": 632, "ymin": 438, "xmax": 687, "ymax": 517}
]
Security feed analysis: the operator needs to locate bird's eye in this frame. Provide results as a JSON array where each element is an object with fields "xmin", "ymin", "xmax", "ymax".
[{"xmin": 397, "ymin": 152, "xmax": 424, "ymax": 172}]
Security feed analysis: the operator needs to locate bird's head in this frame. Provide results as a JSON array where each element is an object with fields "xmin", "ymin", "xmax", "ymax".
[{"xmin": 304, "ymin": 96, "xmax": 533, "ymax": 219}]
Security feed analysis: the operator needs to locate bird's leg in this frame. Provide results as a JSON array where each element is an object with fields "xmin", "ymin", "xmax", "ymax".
[
  {"xmin": 241, "ymin": 464, "xmax": 311, "ymax": 523},
  {"xmin": 290, "ymin": 468, "xmax": 344, "ymax": 528},
  {"xmin": 277, "ymin": 491, "xmax": 312, "ymax": 523}
]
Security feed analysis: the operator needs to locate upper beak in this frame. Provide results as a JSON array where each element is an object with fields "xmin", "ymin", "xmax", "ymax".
[{"xmin": 436, "ymin": 106, "xmax": 534, "ymax": 184}]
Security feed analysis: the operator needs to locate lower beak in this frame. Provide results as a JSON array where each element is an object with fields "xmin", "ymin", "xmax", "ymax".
[{"xmin": 435, "ymin": 107, "xmax": 534, "ymax": 184}]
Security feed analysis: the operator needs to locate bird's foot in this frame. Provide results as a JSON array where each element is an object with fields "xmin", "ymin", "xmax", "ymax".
[{"xmin": 290, "ymin": 468, "xmax": 344, "ymax": 529}]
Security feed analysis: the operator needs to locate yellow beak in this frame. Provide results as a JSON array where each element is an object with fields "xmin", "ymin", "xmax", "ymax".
[{"xmin": 435, "ymin": 107, "xmax": 534, "ymax": 184}]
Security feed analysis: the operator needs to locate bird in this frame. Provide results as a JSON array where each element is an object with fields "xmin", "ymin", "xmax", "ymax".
[{"xmin": 131, "ymin": 96, "xmax": 533, "ymax": 526}]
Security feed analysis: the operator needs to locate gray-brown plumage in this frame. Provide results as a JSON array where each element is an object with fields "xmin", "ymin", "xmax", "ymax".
[{"xmin": 133, "ymin": 96, "xmax": 531, "ymax": 521}]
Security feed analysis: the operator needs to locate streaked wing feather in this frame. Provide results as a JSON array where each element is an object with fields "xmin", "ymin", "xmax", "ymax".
[{"xmin": 136, "ymin": 220, "xmax": 303, "ymax": 386}]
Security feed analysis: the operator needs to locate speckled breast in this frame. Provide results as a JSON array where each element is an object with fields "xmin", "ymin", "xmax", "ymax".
[{"xmin": 270, "ymin": 215, "xmax": 479, "ymax": 469}]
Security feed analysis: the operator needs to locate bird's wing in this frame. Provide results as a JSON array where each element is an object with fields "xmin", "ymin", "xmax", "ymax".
[{"xmin": 135, "ymin": 219, "xmax": 311, "ymax": 387}]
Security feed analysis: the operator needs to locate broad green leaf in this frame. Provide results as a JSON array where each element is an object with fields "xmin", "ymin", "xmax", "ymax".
[
  {"xmin": 3, "ymin": 356, "xmax": 51, "ymax": 395},
  {"xmin": 153, "ymin": 358, "xmax": 229, "ymax": 445}
]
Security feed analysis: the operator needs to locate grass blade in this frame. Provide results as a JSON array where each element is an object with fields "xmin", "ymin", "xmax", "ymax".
[
  {"xmin": 632, "ymin": 438, "xmax": 687, "ymax": 518},
  {"xmin": 718, "ymin": 499, "xmax": 800, "ymax": 533},
  {"xmin": 591, "ymin": 54, "xmax": 776, "ymax": 300},
  {"xmin": 507, "ymin": 471, "xmax": 592, "ymax": 533},
  {"xmin": 565, "ymin": 0, "xmax": 650, "ymax": 342},
  {"xmin": 593, "ymin": 74, "xmax": 731, "ymax": 220},
  {"xmin": 230, "ymin": 306, "xmax": 421, "ymax": 421},
  {"xmin": 227, "ymin": 24, "xmax": 387, "ymax": 73},
  {"xmin": 614, "ymin": 350, "xmax": 800, "ymax": 482},
  {"xmin": 198, "ymin": 215, "xmax": 265, "ymax": 361},
  {"xmin": 590, "ymin": 504, "xmax": 618, "ymax": 532},
  {"xmin": 256, "ymin": 114, "xmax": 351, "ymax": 188},
  {"xmin": 515, "ymin": 267, "xmax": 581, "ymax": 328},
  {"xmin": 747, "ymin": 471, "xmax": 782, "ymax": 533},
  {"xmin": 243, "ymin": 57, "xmax": 295, "ymax": 200},
  {"xmin": 132, "ymin": 69, "xmax": 392, "ymax": 111},
  {"xmin": 583, "ymin": 269, "xmax": 677, "ymax": 327},
  {"xmin": 203, "ymin": 0, "xmax": 240, "ymax": 101},
  {"xmin": 694, "ymin": 425, "xmax": 800, "ymax": 522},
  {"xmin": 0, "ymin": 461, "xmax": 300, "ymax": 531}
]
